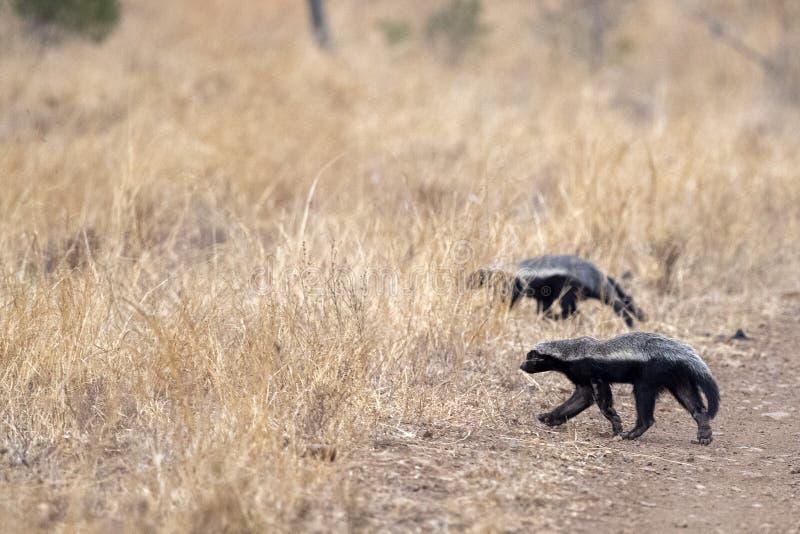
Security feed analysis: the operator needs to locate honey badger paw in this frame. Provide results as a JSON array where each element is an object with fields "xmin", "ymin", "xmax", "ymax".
[
  {"xmin": 618, "ymin": 428, "xmax": 647, "ymax": 440},
  {"xmin": 537, "ymin": 412, "xmax": 567, "ymax": 426},
  {"xmin": 697, "ymin": 427, "xmax": 713, "ymax": 445},
  {"xmin": 610, "ymin": 420, "xmax": 624, "ymax": 435}
]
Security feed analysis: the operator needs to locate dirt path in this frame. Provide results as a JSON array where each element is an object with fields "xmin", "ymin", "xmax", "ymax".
[
  {"xmin": 574, "ymin": 314, "xmax": 800, "ymax": 533},
  {"xmin": 350, "ymin": 308, "xmax": 800, "ymax": 532}
]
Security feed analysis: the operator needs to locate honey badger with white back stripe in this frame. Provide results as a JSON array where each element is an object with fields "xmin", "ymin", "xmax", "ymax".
[
  {"xmin": 520, "ymin": 332, "xmax": 720, "ymax": 444},
  {"xmin": 471, "ymin": 255, "xmax": 645, "ymax": 327}
]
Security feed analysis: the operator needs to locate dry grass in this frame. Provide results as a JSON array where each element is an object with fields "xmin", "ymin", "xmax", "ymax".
[{"xmin": 1, "ymin": 0, "xmax": 799, "ymax": 531}]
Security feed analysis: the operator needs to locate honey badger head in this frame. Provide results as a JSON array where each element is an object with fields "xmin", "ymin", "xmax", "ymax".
[
  {"xmin": 519, "ymin": 350, "xmax": 555, "ymax": 373},
  {"xmin": 519, "ymin": 337, "xmax": 595, "ymax": 373}
]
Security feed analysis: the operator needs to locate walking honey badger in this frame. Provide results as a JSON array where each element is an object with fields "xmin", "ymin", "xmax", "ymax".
[
  {"xmin": 520, "ymin": 332, "xmax": 720, "ymax": 444},
  {"xmin": 470, "ymin": 255, "xmax": 645, "ymax": 327}
]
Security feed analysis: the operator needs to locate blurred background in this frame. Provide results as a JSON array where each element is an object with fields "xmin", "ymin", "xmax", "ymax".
[
  {"xmin": 1, "ymin": 1, "xmax": 799, "ymax": 531},
  {"xmin": 2, "ymin": 0, "xmax": 799, "ymax": 278},
  {"xmin": 1, "ymin": 0, "xmax": 798, "ymax": 271}
]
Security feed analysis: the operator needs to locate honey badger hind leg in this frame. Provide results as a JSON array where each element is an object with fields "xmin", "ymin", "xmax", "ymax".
[
  {"xmin": 607, "ymin": 275, "xmax": 645, "ymax": 325},
  {"xmin": 609, "ymin": 298, "xmax": 636, "ymax": 328},
  {"xmin": 591, "ymin": 279, "xmax": 637, "ymax": 327},
  {"xmin": 591, "ymin": 380, "xmax": 623, "ymax": 435},
  {"xmin": 669, "ymin": 383, "xmax": 714, "ymax": 445}
]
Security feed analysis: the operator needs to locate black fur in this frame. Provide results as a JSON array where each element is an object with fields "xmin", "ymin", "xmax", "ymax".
[
  {"xmin": 520, "ymin": 333, "xmax": 720, "ymax": 445},
  {"xmin": 471, "ymin": 255, "xmax": 645, "ymax": 327}
]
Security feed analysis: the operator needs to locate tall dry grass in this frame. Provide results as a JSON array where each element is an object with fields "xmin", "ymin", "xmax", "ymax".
[{"xmin": 1, "ymin": 0, "xmax": 799, "ymax": 530}]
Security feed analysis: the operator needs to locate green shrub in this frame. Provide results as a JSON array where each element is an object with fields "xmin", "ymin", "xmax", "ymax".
[
  {"xmin": 426, "ymin": 0, "xmax": 486, "ymax": 60},
  {"xmin": 377, "ymin": 18, "xmax": 412, "ymax": 47},
  {"xmin": 13, "ymin": 0, "xmax": 121, "ymax": 42}
]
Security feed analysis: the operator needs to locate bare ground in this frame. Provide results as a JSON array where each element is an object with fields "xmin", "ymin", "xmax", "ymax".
[{"xmin": 346, "ymin": 305, "xmax": 800, "ymax": 533}]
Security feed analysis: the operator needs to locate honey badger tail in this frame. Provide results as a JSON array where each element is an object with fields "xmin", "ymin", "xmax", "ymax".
[{"xmin": 696, "ymin": 374, "xmax": 720, "ymax": 419}]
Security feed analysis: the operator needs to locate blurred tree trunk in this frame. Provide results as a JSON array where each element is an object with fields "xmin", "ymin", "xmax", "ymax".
[{"xmin": 308, "ymin": 0, "xmax": 330, "ymax": 48}]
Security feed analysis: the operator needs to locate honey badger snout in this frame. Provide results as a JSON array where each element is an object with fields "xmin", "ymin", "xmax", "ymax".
[{"xmin": 520, "ymin": 350, "xmax": 545, "ymax": 373}]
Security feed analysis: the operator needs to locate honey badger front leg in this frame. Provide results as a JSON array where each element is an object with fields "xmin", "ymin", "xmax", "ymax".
[{"xmin": 538, "ymin": 385, "xmax": 594, "ymax": 426}]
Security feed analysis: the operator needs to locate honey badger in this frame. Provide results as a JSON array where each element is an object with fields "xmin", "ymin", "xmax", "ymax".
[
  {"xmin": 520, "ymin": 332, "xmax": 720, "ymax": 445},
  {"xmin": 470, "ymin": 255, "xmax": 645, "ymax": 327}
]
